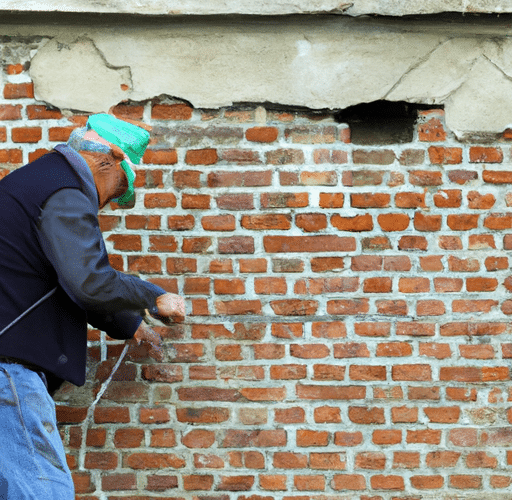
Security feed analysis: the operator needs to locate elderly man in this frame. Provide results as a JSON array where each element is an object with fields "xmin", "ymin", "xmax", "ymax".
[{"xmin": 0, "ymin": 114, "xmax": 184, "ymax": 499}]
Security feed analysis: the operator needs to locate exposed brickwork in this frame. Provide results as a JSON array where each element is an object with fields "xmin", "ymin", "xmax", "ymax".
[{"xmin": 4, "ymin": 57, "xmax": 512, "ymax": 499}]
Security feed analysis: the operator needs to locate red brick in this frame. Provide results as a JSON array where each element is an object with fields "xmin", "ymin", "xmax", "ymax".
[
  {"xmin": 355, "ymin": 452, "xmax": 386, "ymax": 470},
  {"xmin": 101, "ymin": 473, "xmax": 137, "ymax": 491},
  {"xmin": 428, "ymin": 146, "xmax": 462, "ymax": 164},
  {"xmin": 398, "ymin": 236, "xmax": 428, "ymax": 251},
  {"xmin": 483, "ymin": 170, "xmax": 512, "ymax": 184},
  {"xmin": 398, "ymin": 277, "xmax": 430, "ymax": 293},
  {"xmin": 84, "ymin": 452, "xmax": 118, "ymax": 470},
  {"xmin": 353, "ymin": 149, "xmax": 395, "ymax": 164},
  {"xmin": 376, "ymin": 300, "xmax": 408, "ymax": 316},
  {"xmin": 200, "ymin": 215, "xmax": 235, "ymax": 232},
  {"xmin": 468, "ymin": 190, "xmax": 495, "ymax": 209},
  {"xmin": 484, "ymin": 213, "xmax": 512, "ymax": 230},
  {"xmin": 370, "ymin": 475, "xmax": 404, "ymax": 491},
  {"xmin": 143, "ymin": 148, "xmax": 178, "ymax": 165},
  {"xmin": 348, "ymin": 406, "xmax": 385, "ymax": 424},
  {"xmin": 319, "ymin": 192, "xmax": 344, "ymax": 208},
  {"xmin": 144, "ymin": 192, "xmax": 177, "ymax": 208},
  {"xmin": 395, "ymin": 191, "xmax": 426, "ymax": 208},
  {"xmin": 3, "ymin": 82, "xmax": 34, "ymax": 98},
  {"xmin": 183, "ymin": 237, "xmax": 212, "ymax": 253},
  {"xmin": 349, "ymin": 365, "xmax": 386, "ymax": 381},
  {"xmin": 266, "ymin": 149, "xmax": 304, "ymax": 165},
  {"xmin": 449, "ymin": 475, "xmax": 482, "ymax": 489},
  {"xmin": 448, "ymin": 169, "xmax": 477, "ymax": 185},
  {"xmin": 392, "ymin": 406, "xmax": 418, "ymax": 423},
  {"xmin": 261, "ymin": 192, "xmax": 308, "ymax": 208},
  {"xmin": 285, "ymin": 125, "xmax": 337, "ymax": 144},
  {"xmin": 392, "ymin": 364, "xmax": 432, "ymax": 381},
  {"xmin": 186, "ymin": 148, "xmax": 218, "ymax": 165},
  {"xmin": 414, "ymin": 212, "xmax": 441, "ymax": 231},
  {"xmin": 393, "ymin": 451, "xmax": 420, "ymax": 469},
  {"xmin": 331, "ymin": 213, "xmax": 373, "ymax": 231},
  {"xmin": 343, "ymin": 170, "xmax": 384, "ymax": 186},
  {"xmin": 6, "ymin": 63, "xmax": 24, "ymax": 75},
  {"xmin": 242, "ymin": 214, "xmax": 291, "ymax": 230},
  {"xmin": 333, "ymin": 431, "xmax": 364, "ymax": 448},
  {"xmin": 409, "ymin": 169, "xmax": 443, "ymax": 185},
  {"xmin": 0, "ymin": 104, "xmax": 22, "ymax": 120},
  {"xmin": 110, "ymin": 103, "xmax": 144, "ymax": 121},
  {"xmin": 313, "ymin": 407, "xmax": 342, "ymax": 424},
  {"xmin": 434, "ymin": 277, "xmax": 463, "ymax": 292},
  {"xmin": 407, "ymin": 429, "xmax": 442, "ymax": 445},
  {"xmin": 246, "ymin": 126, "xmax": 278, "ymax": 142},
  {"xmin": 328, "ymin": 299, "xmax": 369, "ymax": 316},
  {"xmin": 399, "ymin": 149, "xmax": 425, "ymax": 165},
  {"xmin": 183, "ymin": 474, "xmax": 214, "ymax": 490},
  {"xmin": 331, "ymin": 474, "xmax": 366, "ymax": 490},
  {"xmin": 264, "ymin": 235, "xmax": 355, "ymax": 253},
  {"xmin": 410, "ymin": 475, "xmax": 444, "ymax": 490},
  {"xmin": 127, "ymin": 255, "xmax": 161, "ymax": 274},
  {"xmin": 466, "ymin": 277, "xmax": 498, "ymax": 292},
  {"xmin": 376, "ymin": 342, "xmax": 412, "ymax": 357},
  {"xmin": 377, "ymin": 213, "xmax": 409, "ymax": 231},
  {"xmin": 12, "ymin": 127, "xmax": 41, "ymax": 143},
  {"xmin": 152, "ymin": 103, "xmax": 193, "ymax": 120},
  {"xmin": 300, "ymin": 170, "xmax": 337, "ymax": 186},
  {"xmin": 418, "ymin": 117, "xmax": 446, "ymax": 141},
  {"xmin": 49, "ymin": 126, "xmax": 75, "ymax": 141},
  {"xmin": 351, "ymin": 192, "xmax": 390, "ymax": 208},
  {"xmin": 363, "ymin": 278, "xmax": 392, "ymax": 294},
  {"xmin": 470, "ymin": 146, "xmax": 503, "ymax": 163}
]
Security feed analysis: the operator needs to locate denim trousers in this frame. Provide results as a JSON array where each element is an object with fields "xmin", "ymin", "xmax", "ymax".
[{"xmin": 0, "ymin": 362, "xmax": 75, "ymax": 499}]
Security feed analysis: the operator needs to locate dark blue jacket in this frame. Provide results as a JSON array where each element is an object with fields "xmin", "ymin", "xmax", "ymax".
[{"xmin": 0, "ymin": 150, "xmax": 164, "ymax": 387}]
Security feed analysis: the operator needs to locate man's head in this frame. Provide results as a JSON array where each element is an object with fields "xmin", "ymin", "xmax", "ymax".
[{"xmin": 67, "ymin": 114, "xmax": 151, "ymax": 208}]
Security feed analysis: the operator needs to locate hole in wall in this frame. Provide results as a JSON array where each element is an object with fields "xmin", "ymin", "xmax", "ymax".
[{"xmin": 335, "ymin": 100, "xmax": 439, "ymax": 145}]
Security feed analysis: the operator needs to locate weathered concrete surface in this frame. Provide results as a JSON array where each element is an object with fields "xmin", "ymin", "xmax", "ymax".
[
  {"xmin": 3, "ymin": 15, "xmax": 512, "ymax": 137},
  {"xmin": 0, "ymin": 0, "xmax": 511, "ymax": 16}
]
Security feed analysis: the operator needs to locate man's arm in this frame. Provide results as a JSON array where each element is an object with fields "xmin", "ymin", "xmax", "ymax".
[{"xmin": 36, "ymin": 188, "xmax": 167, "ymax": 314}]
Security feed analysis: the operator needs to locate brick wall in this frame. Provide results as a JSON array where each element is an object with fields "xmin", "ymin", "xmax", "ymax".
[{"xmin": 3, "ymin": 56, "xmax": 512, "ymax": 500}]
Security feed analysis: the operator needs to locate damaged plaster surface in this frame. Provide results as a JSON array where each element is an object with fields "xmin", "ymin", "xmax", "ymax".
[
  {"xmin": 0, "ymin": 0, "xmax": 511, "ymax": 16},
  {"xmin": 5, "ymin": 15, "xmax": 512, "ymax": 137}
]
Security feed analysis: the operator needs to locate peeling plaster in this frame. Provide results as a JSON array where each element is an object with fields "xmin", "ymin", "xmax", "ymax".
[
  {"xmin": 31, "ymin": 38, "xmax": 132, "ymax": 113},
  {"xmin": 13, "ymin": 16, "xmax": 512, "ymax": 137}
]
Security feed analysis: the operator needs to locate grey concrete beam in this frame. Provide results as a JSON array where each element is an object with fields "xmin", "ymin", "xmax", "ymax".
[
  {"xmin": 2, "ymin": 15, "xmax": 512, "ymax": 137},
  {"xmin": 0, "ymin": 0, "xmax": 511, "ymax": 16}
]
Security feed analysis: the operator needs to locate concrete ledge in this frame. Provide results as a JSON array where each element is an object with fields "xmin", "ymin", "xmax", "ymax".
[
  {"xmin": 2, "ymin": 15, "xmax": 512, "ymax": 137},
  {"xmin": 1, "ymin": 0, "xmax": 512, "ymax": 16}
]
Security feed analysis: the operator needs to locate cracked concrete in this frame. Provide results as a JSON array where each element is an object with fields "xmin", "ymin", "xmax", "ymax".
[
  {"xmin": 31, "ymin": 38, "xmax": 132, "ymax": 113},
  {"xmin": 4, "ymin": 15, "xmax": 512, "ymax": 137}
]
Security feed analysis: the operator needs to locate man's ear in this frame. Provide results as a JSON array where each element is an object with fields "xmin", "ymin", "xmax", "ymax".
[{"xmin": 110, "ymin": 144, "xmax": 126, "ymax": 162}]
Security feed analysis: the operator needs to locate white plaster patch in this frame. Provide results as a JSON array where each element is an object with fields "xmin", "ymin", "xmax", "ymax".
[{"xmin": 30, "ymin": 38, "xmax": 131, "ymax": 113}]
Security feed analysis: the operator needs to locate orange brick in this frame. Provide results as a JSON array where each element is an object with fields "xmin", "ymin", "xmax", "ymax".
[{"xmin": 12, "ymin": 127, "xmax": 42, "ymax": 143}]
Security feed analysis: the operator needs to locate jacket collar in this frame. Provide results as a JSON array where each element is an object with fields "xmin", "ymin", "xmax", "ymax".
[{"xmin": 54, "ymin": 144, "xmax": 99, "ymax": 208}]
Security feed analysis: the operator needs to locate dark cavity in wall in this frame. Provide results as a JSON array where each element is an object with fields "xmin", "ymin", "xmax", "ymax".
[{"xmin": 336, "ymin": 100, "xmax": 437, "ymax": 145}]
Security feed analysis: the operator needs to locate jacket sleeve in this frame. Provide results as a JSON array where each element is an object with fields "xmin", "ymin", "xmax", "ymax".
[{"xmin": 36, "ymin": 188, "xmax": 167, "ymax": 316}]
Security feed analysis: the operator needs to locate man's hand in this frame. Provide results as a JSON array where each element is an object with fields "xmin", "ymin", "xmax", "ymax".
[
  {"xmin": 155, "ymin": 293, "xmax": 186, "ymax": 323},
  {"xmin": 129, "ymin": 323, "xmax": 164, "ymax": 361}
]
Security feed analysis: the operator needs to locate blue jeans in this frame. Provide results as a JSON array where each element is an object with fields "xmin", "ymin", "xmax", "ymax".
[{"xmin": 0, "ymin": 362, "xmax": 75, "ymax": 499}]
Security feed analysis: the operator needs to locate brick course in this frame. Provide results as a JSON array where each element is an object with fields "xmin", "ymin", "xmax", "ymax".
[{"xmin": 3, "ymin": 59, "xmax": 512, "ymax": 498}]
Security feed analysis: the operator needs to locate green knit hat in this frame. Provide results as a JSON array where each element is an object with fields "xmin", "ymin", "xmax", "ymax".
[{"xmin": 86, "ymin": 114, "xmax": 150, "ymax": 205}]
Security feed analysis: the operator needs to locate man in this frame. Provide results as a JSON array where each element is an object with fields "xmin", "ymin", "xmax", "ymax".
[{"xmin": 0, "ymin": 114, "xmax": 185, "ymax": 499}]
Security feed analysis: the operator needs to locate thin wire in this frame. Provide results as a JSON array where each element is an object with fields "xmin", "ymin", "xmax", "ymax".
[{"xmin": 79, "ymin": 342, "xmax": 130, "ymax": 470}]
